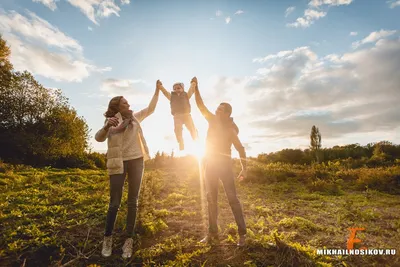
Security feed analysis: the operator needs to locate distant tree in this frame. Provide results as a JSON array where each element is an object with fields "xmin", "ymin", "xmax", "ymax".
[
  {"xmin": 256, "ymin": 140, "xmax": 400, "ymax": 167},
  {"xmin": 371, "ymin": 141, "xmax": 394, "ymax": 161},
  {"xmin": 154, "ymin": 151, "xmax": 161, "ymax": 167},
  {"xmin": 277, "ymin": 149, "xmax": 307, "ymax": 165},
  {"xmin": 310, "ymin": 125, "xmax": 322, "ymax": 163}
]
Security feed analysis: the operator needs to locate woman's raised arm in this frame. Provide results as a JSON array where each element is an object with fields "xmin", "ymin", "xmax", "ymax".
[{"xmin": 134, "ymin": 84, "xmax": 160, "ymax": 122}]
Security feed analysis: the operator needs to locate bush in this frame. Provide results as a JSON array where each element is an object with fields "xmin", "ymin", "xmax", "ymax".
[
  {"xmin": 335, "ymin": 169, "xmax": 359, "ymax": 182},
  {"xmin": 341, "ymin": 157, "xmax": 368, "ymax": 169},
  {"xmin": 246, "ymin": 163, "xmax": 298, "ymax": 184},
  {"xmin": 54, "ymin": 154, "xmax": 96, "ymax": 169},
  {"xmin": 0, "ymin": 159, "xmax": 7, "ymax": 173},
  {"xmin": 306, "ymin": 178, "xmax": 343, "ymax": 195},
  {"xmin": 356, "ymin": 167, "xmax": 400, "ymax": 194},
  {"xmin": 247, "ymin": 164, "xmax": 269, "ymax": 183},
  {"xmin": 86, "ymin": 152, "xmax": 106, "ymax": 169}
]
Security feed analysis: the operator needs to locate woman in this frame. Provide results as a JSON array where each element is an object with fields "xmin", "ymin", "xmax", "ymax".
[{"xmin": 95, "ymin": 81, "xmax": 160, "ymax": 259}]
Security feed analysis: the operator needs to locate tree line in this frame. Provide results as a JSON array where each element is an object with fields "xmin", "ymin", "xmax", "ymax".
[{"xmin": 257, "ymin": 140, "xmax": 400, "ymax": 167}]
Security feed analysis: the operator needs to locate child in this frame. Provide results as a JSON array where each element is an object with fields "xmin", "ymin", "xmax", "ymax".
[{"xmin": 157, "ymin": 78, "xmax": 198, "ymax": 150}]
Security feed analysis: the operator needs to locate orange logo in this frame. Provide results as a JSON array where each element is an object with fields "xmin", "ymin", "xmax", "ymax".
[{"xmin": 347, "ymin": 227, "xmax": 367, "ymax": 250}]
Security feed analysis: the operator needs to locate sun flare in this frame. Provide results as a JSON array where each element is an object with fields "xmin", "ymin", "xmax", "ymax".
[{"xmin": 175, "ymin": 139, "xmax": 206, "ymax": 160}]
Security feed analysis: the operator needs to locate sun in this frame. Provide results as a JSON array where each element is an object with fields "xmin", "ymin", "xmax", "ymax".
[{"xmin": 182, "ymin": 139, "xmax": 205, "ymax": 160}]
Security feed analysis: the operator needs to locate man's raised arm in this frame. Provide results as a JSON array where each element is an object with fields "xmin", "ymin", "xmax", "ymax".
[
  {"xmin": 193, "ymin": 77, "xmax": 213, "ymax": 121},
  {"xmin": 187, "ymin": 80, "xmax": 195, "ymax": 99}
]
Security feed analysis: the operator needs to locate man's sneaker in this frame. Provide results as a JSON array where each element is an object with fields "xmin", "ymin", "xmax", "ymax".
[
  {"xmin": 122, "ymin": 238, "xmax": 134, "ymax": 259},
  {"xmin": 179, "ymin": 142, "xmax": 184, "ymax": 151},
  {"xmin": 101, "ymin": 235, "xmax": 112, "ymax": 257},
  {"xmin": 199, "ymin": 234, "xmax": 219, "ymax": 245},
  {"xmin": 237, "ymin": 234, "xmax": 246, "ymax": 247}
]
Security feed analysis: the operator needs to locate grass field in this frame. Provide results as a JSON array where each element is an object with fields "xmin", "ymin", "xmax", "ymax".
[{"xmin": 1, "ymin": 159, "xmax": 399, "ymax": 266}]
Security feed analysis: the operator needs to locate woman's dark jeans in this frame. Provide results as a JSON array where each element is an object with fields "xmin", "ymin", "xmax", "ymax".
[{"xmin": 104, "ymin": 157, "xmax": 144, "ymax": 237}]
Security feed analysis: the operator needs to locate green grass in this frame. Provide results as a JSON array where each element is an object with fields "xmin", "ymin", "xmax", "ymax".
[{"xmin": 0, "ymin": 162, "xmax": 399, "ymax": 266}]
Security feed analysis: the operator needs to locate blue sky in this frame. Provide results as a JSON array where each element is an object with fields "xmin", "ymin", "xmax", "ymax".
[{"xmin": 1, "ymin": 0, "xmax": 399, "ymax": 157}]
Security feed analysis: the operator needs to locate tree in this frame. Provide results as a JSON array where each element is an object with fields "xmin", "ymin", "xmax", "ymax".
[
  {"xmin": 0, "ymin": 35, "xmax": 13, "ymax": 76},
  {"xmin": 0, "ymin": 35, "xmax": 13, "ymax": 130},
  {"xmin": 0, "ymin": 36, "xmax": 90, "ymax": 166},
  {"xmin": 28, "ymin": 106, "xmax": 90, "ymax": 165},
  {"xmin": 310, "ymin": 125, "xmax": 322, "ymax": 163}
]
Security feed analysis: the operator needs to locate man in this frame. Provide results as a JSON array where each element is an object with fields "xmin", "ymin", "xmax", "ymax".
[{"xmin": 192, "ymin": 77, "xmax": 247, "ymax": 247}]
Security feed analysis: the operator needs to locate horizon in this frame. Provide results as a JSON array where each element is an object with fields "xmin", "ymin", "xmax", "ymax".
[
  {"xmin": 93, "ymin": 140, "xmax": 400, "ymax": 158},
  {"xmin": 1, "ymin": 0, "xmax": 399, "ymax": 158}
]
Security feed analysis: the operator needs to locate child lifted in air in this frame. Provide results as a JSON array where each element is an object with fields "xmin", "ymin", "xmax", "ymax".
[{"xmin": 157, "ymin": 78, "xmax": 198, "ymax": 150}]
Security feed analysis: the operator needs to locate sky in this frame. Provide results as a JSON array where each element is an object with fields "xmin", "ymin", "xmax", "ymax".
[{"xmin": 0, "ymin": 0, "xmax": 399, "ymax": 158}]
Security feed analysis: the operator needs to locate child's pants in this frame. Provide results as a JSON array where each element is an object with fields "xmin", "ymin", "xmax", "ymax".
[{"xmin": 173, "ymin": 113, "xmax": 197, "ymax": 145}]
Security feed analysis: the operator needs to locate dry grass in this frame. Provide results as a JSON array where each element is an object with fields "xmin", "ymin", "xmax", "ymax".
[{"xmin": 0, "ymin": 161, "xmax": 399, "ymax": 266}]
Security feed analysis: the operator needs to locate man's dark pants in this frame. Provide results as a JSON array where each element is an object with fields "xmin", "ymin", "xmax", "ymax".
[{"xmin": 204, "ymin": 156, "xmax": 246, "ymax": 236}]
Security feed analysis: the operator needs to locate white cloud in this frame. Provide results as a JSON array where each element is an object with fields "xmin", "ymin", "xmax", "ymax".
[
  {"xmin": 225, "ymin": 17, "xmax": 231, "ymax": 24},
  {"xmin": 216, "ymin": 10, "xmax": 222, "ymax": 17},
  {"xmin": 288, "ymin": 0, "xmax": 353, "ymax": 28},
  {"xmin": 387, "ymin": 0, "xmax": 400, "ymax": 8},
  {"xmin": 253, "ymin": 50, "xmax": 296, "ymax": 63},
  {"xmin": 0, "ymin": 10, "xmax": 110, "ymax": 82},
  {"xmin": 305, "ymin": 9, "xmax": 326, "ymax": 19},
  {"xmin": 101, "ymin": 78, "xmax": 149, "ymax": 96},
  {"xmin": 66, "ymin": 0, "xmax": 122, "ymax": 25},
  {"xmin": 250, "ymin": 47, "xmax": 318, "ymax": 89},
  {"xmin": 33, "ymin": 0, "xmax": 59, "ymax": 11},
  {"xmin": 352, "ymin": 29, "xmax": 397, "ymax": 49},
  {"xmin": 234, "ymin": 10, "xmax": 244, "ymax": 15},
  {"xmin": 285, "ymin": 6, "xmax": 295, "ymax": 17},
  {"xmin": 0, "ymin": 10, "xmax": 82, "ymax": 53},
  {"xmin": 33, "ymin": 0, "xmax": 129, "ymax": 25},
  {"xmin": 323, "ymin": 54, "xmax": 341, "ymax": 63},
  {"xmin": 6, "ymin": 34, "xmax": 108, "ymax": 82},
  {"xmin": 246, "ymin": 36, "xmax": 400, "ymax": 141},
  {"xmin": 308, "ymin": 0, "xmax": 353, "ymax": 7},
  {"xmin": 88, "ymin": 26, "xmax": 93, "ymax": 31},
  {"xmin": 350, "ymin": 31, "xmax": 358, "ymax": 36},
  {"xmin": 287, "ymin": 8, "xmax": 326, "ymax": 28}
]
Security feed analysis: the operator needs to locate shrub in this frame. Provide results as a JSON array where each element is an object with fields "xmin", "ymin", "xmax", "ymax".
[
  {"xmin": 246, "ymin": 162, "xmax": 298, "ymax": 184},
  {"xmin": 86, "ymin": 152, "xmax": 106, "ymax": 169},
  {"xmin": 278, "ymin": 216, "xmax": 322, "ymax": 233},
  {"xmin": 54, "ymin": 154, "xmax": 96, "ymax": 169},
  {"xmin": 356, "ymin": 167, "xmax": 400, "ymax": 194},
  {"xmin": 335, "ymin": 169, "xmax": 359, "ymax": 182},
  {"xmin": 306, "ymin": 178, "xmax": 343, "ymax": 195},
  {"xmin": 0, "ymin": 159, "xmax": 8, "ymax": 173}
]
